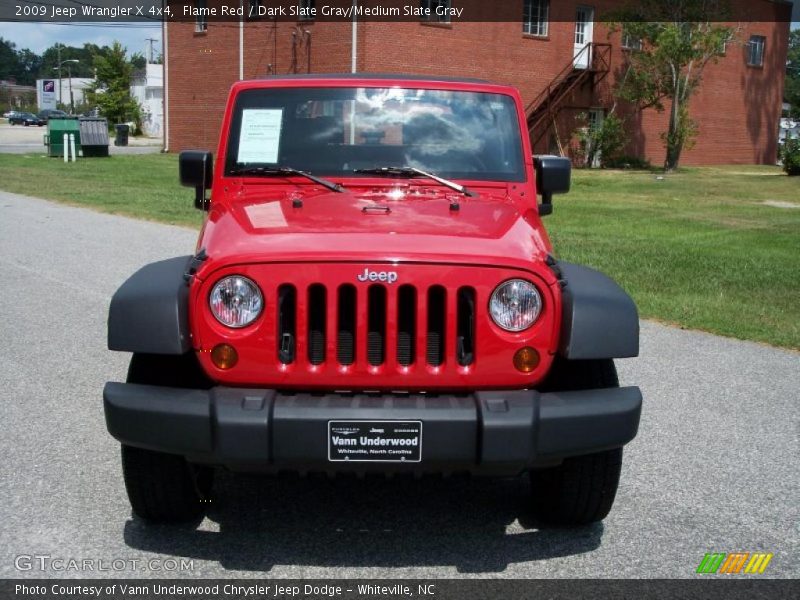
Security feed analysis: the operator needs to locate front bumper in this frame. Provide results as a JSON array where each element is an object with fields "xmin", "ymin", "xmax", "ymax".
[{"xmin": 103, "ymin": 383, "xmax": 642, "ymax": 475}]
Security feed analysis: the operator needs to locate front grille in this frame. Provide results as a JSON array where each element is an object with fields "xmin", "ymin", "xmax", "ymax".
[
  {"xmin": 307, "ymin": 284, "xmax": 326, "ymax": 365},
  {"xmin": 456, "ymin": 287, "xmax": 476, "ymax": 366},
  {"xmin": 367, "ymin": 285, "xmax": 387, "ymax": 366},
  {"xmin": 397, "ymin": 285, "xmax": 416, "ymax": 366},
  {"xmin": 276, "ymin": 282, "xmax": 476, "ymax": 370},
  {"xmin": 426, "ymin": 286, "xmax": 446, "ymax": 367},
  {"xmin": 277, "ymin": 285, "xmax": 296, "ymax": 364},
  {"xmin": 337, "ymin": 285, "xmax": 356, "ymax": 365}
]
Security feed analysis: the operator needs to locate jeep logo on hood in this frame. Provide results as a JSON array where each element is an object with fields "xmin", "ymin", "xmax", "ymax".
[{"xmin": 357, "ymin": 268, "xmax": 398, "ymax": 284}]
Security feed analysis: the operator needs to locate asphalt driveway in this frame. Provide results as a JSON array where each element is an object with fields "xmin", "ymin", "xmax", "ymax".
[{"xmin": 0, "ymin": 190, "xmax": 797, "ymax": 579}]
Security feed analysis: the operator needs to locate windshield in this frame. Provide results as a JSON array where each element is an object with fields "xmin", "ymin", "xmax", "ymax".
[{"xmin": 225, "ymin": 86, "xmax": 525, "ymax": 182}]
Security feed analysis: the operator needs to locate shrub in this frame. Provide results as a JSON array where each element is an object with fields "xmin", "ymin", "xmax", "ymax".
[
  {"xmin": 780, "ymin": 137, "xmax": 800, "ymax": 176},
  {"xmin": 573, "ymin": 113, "xmax": 628, "ymax": 168}
]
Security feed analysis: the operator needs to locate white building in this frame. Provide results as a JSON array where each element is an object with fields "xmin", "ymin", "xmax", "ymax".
[{"xmin": 130, "ymin": 63, "xmax": 163, "ymax": 138}]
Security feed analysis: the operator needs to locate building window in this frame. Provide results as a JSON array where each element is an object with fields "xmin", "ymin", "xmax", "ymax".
[
  {"xmin": 420, "ymin": 0, "xmax": 451, "ymax": 23},
  {"xmin": 621, "ymin": 29, "xmax": 642, "ymax": 50},
  {"xmin": 298, "ymin": 0, "xmax": 315, "ymax": 20},
  {"xmin": 195, "ymin": 0, "xmax": 208, "ymax": 33},
  {"xmin": 523, "ymin": 0, "xmax": 549, "ymax": 37},
  {"xmin": 747, "ymin": 35, "xmax": 765, "ymax": 66}
]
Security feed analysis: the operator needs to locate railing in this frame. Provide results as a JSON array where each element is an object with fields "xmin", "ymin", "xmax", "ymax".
[
  {"xmin": 525, "ymin": 44, "xmax": 591, "ymax": 116},
  {"xmin": 526, "ymin": 43, "xmax": 612, "ymax": 144},
  {"xmin": 591, "ymin": 42, "xmax": 612, "ymax": 77}
]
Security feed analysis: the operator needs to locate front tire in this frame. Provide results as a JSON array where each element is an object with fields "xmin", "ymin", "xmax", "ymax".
[
  {"xmin": 529, "ymin": 358, "xmax": 624, "ymax": 526},
  {"xmin": 122, "ymin": 445, "xmax": 212, "ymax": 522},
  {"xmin": 120, "ymin": 353, "xmax": 214, "ymax": 522}
]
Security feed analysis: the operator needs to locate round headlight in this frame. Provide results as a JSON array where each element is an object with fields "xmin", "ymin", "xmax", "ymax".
[
  {"xmin": 489, "ymin": 279, "xmax": 542, "ymax": 332},
  {"xmin": 209, "ymin": 276, "xmax": 263, "ymax": 328}
]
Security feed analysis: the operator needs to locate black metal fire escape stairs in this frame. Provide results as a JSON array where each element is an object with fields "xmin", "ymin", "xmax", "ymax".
[{"xmin": 526, "ymin": 43, "xmax": 612, "ymax": 149}]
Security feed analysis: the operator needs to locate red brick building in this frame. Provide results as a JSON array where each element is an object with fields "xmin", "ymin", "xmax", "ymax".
[{"xmin": 164, "ymin": 0, "xmax": 792, "ymax": 165}]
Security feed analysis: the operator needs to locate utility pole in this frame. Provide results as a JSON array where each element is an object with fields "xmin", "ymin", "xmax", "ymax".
[
  {"xmin": 145, "ymin": 38, "xmax": 158, "ymax": 63},
  {"xmin": 67, "ymin": 62, "xmax": 74, "ymax": 114},
  {"xmin": 53, "ymin": 59, "xmax": 78, "ymax": 113},
  {"xmin": 56, "ymin": 43, "xmax": 62, "ymax": 107}
]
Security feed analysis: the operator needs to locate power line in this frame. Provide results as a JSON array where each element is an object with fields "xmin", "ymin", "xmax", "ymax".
[{"xmin": 2, "ymin": 19, "xmax": 161, "ymax": 27}]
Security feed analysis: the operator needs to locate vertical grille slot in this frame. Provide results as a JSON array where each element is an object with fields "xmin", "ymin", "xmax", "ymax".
[
  {"xmin": 426, "ymin": 286, "xmax": 446, "ymax": 366},
  {"xmin": 337, "ymin": 285, "xmax": 356, "ymax": 365},
  {"xmin": 397, "ymin": 285, "xmax": 416, "ymax": 366},
  {"xmin": 367, "ymin": 285, "xmax": 386, "ymax": 366},
  {"xmin": 307, "ymin": 284, "xmax": 326, "ymax": 365},
  {"xmin": 456, "ymin": 287, "xmax": 476, "ymax": 366},
  {"xmin": 277, "ymin": 285, "xmax": 296, "ymax": 364}
]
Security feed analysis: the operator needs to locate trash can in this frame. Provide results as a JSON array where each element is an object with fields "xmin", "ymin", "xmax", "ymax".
[
  {"xmin": 79, "ymin": 118, "xmax": 110, "ymax": 157},
  {"xmin": 44, "ymin": 117, "xmax": 81, "ymax": 158},
  {"xmin": 114, "ymin": 124, "xmax": 129, "ymax": 147}
]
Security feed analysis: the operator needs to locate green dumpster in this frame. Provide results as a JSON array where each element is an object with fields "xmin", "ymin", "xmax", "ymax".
[{"xmin": 44, "ymin": 117, "xmax": 81, "ymax": 158}]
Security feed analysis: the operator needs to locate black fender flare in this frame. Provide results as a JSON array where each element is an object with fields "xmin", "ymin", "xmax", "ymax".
[
  {"xmin": 556, "ymin": 261, "xmax": 640, "ymax": 359},
  {"xmin": 108, "ymin": 256, "xmax": 192, "ymax": 354}
]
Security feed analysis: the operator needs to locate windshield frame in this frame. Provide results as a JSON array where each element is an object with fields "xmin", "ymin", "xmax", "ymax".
[{"xmin": 222, "ymin": 83, "xmax": 528, "ymax": 184}]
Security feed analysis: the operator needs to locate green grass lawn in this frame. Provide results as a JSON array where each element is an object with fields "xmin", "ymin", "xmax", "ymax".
[
  {"xmin": 0, "ymin": 153, "xmax": 197, "ymax": 226},
  {"xmin": 549, "ymin": 166, "xmax": 800, "ymax": 350},
  {"xmin": 0, "ymin": 153, "xmax": 797, "ymax": 349}
]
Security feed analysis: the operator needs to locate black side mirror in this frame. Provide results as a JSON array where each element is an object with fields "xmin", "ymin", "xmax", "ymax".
[
  {"xmin": 179, "ymin": 150, "xmax": 213, "ymax": 211},
  {"xmin": 533, "ymin": 155, "xmax": 571, "ymax": 216}
]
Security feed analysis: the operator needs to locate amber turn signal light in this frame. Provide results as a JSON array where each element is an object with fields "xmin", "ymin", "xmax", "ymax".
[
  {"xmin": 211, "ymin": 344, "xmax": 238, "ymax": 370},
  {"xmin": 513, "ymin": 347, "xmax": 540, "ymax": 373}
]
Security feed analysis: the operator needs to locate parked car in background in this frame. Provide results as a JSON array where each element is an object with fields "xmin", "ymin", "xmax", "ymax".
[
  {"xmin": 38, "ymin": 109, "xmax": 68, "ymax": 120},
  {"xmin": 3, "ymin": 110, "xmax": 19, "ymax": 119},
  {"xmin": 9, "ymin": 112, "xmax": 46, "ymax": 126}
]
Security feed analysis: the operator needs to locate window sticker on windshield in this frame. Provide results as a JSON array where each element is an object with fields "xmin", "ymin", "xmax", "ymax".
[{"xmin": 237, "ymin": 109, "xmax": 283, "ymax": 164}]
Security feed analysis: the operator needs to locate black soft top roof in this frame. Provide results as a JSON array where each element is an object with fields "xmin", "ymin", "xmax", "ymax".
[{"xmin": 258, "ymin": 73, "xmax": 491, "ymax": 84}]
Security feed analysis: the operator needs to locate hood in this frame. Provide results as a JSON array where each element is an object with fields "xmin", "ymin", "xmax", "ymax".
[{"xmin": 198, "ymin": 184, "xmax": 553, "ymax": 270}]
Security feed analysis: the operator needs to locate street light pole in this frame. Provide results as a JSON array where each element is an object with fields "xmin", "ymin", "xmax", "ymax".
[
  {"xmin": 57, "ymin": 44, "xmax": 62, "ymax": 107},
  {"xmin": 67, "ymin": 63, "xmax": 74, "ymax": 114},
  {"xmin": 53, "ymin": 59, "xmax": 79, "ymax": 114}
]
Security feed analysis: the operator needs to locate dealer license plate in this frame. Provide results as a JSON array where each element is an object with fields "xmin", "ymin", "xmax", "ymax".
[{"xmin": 328, "ymin": 421, "xmax": 422, "ymax": 463}]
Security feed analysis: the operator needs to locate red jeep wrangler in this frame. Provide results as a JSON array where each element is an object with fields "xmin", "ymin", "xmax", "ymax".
[{"xmin": 104, "ymin": 75, "xmax": 641, "ymax": 525}]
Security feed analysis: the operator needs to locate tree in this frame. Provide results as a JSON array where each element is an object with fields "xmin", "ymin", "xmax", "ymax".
[
  {"xmin": 38, "ymin": 44, "xmax": 97, "ymax": 81},
  {"xmin": 16, "ymin": 49, "xmax": 43, "ymax": 86},
  {"xmin": 610, "ymin": 0, "xmax": 735, "ymax": 171},
  {"xmin": 130, "ymin": 53, "xmax": 147, "ymax": 70},
  {"xmin": 785, "ymin": 30, "xmax": 800, "ymax": 119},
  {"xmin": 85, "ymin": 41, "xmax": 141, "ymax": 127},
  {"xmin": 0, "ymin": 38, "xmax": 42, "ymax": 86},
  {"xmin": 0, "ymin": 38, "xmax": 21, "ymax": 81}
]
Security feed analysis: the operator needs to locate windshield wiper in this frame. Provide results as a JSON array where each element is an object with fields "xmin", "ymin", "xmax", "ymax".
[
  {"xmin": 230, "ymin": 166, "xmax": 345, "ymax": 193},
  {"xmin": 353, "ymin": 166, "xmax": 476, "ymax": 197}
]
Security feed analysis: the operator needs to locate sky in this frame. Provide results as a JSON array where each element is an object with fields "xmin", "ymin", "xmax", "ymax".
[{"xmin": 0, "ymin": 22, "xmax": 162, "ymax": 58}]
